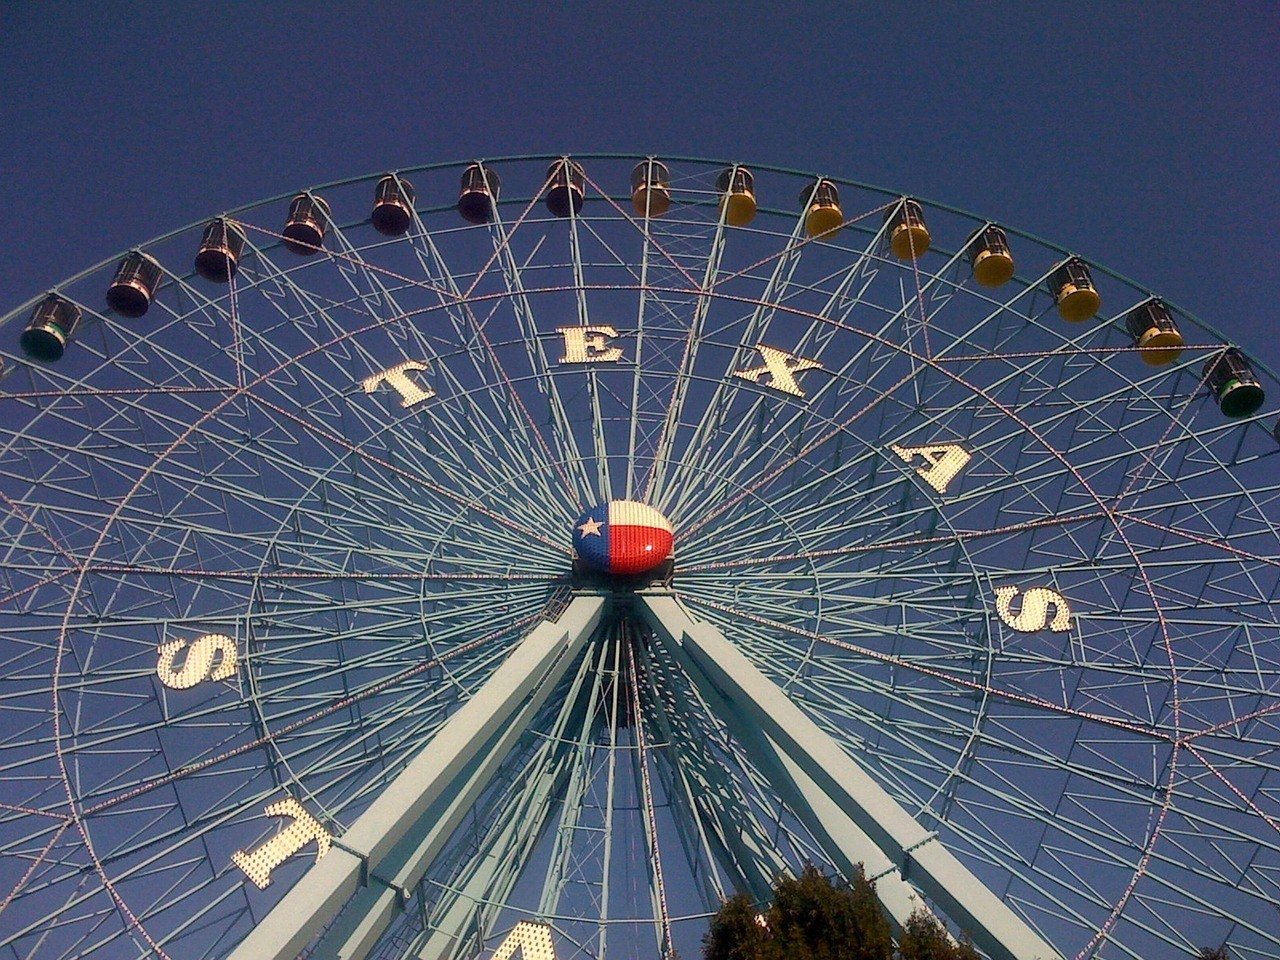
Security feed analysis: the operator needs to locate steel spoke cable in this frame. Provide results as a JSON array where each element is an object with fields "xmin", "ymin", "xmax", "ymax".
[
  {"xmin": 625, "ymin": 630, "xmax": 674, "ymax": 959},
  {"xmin": 0, "ymin": 384, "xmax": 236, "ymax": 402},
  {"xmin": 78, "ymin": 563, "xmax": 561, "ymax": 583},
  {"xmin": 650, "ymin": 202, "xmax": 823, "ymax": 515},
  {"xmin": 407, "ymin": 217, "xmax": 582, "ymax": 507},
  {"xmin": 249, "ymin": 394, "xmax": 562, "ymax": 552},
  {"xmin": 904, "ymin": 204, "xmax": 935, "ymax": 360},
  {"xmin": 676, "ymin": 365, "xmax": 921, "ymax": 539},
  {"xmin": 239, "ymin": 215, "xmax": 580, "ymax": 508},
  {"xmin": 241, "ymin": 236, "xmax": 565, "ymax": 527},
  {"xmin": 577, "ymin": 166, "xmax": 704, "ymax": 288},
  {"xmin": 567, "ymin": 177, "xmax": 698, "ymax": 500},
  {"xmin": 1180, "ymin": 742, "xmax": 1280, "ymax": 837},
  {"xmin": 0, "ymin": 817, "xmax": 74, "ymax": 916},
  {"xmin": 681, "ymin": 508, "xmax": 1109, "ymax": 573},
  {"xmin": 77, "ymin": 608, "xmax": 543, "ymax": 819},
  {"xmin": 484, "ymin": 218, "xmax": 599, "ymax": 504},
  {"xmin": 685, "ymin": 594, "xmax": 1173, "ymax": 744}
]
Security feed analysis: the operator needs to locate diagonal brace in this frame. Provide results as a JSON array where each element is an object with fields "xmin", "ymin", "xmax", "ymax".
[
  {"xmin": 639, "ymin": 594, "xmax": 1061, "ymax": 960},
  {"xmin": 227, "ymin": 595, "xmax": 606, "ymax": 960}
]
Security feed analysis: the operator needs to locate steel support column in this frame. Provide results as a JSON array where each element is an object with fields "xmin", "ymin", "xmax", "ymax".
[
  {"xmin": 651, "ymin": 625, "xmax": 927, "ymax": 931},
  {"xmin": 310, "ymin": 629, "xmax": 600, "ymax": 960},
  {"xmin": 639, "ymin": 594, "xmax": 1062, "ymax": 960},
  {"xmin": 227, "ymin": 595, "xmax": 606, "ymax": 960}
]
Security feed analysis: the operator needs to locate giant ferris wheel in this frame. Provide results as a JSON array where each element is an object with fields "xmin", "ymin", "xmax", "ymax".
[{"xmin": 0, "ymin": 154, "xmax": 1277, "ymax": 960}]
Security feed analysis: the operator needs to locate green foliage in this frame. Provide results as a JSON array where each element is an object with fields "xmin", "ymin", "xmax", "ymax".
[
  {"xmin": 766, "ymin": 864, "xmax": 892, "ymax": 960},
  {"xmin": 897, "ymin": 910, "xmax": 980, "ymax": 960},
  {"xmin": 702, "ymin": 867, "xmax": 997, "ymax": 960},
  {"xmin": 703, "ymin": 865, "xmax": 892, "ymax": 960},
  {"xmin": 703, "ymin": 893, "xmax": 769, "ymax": 960}
]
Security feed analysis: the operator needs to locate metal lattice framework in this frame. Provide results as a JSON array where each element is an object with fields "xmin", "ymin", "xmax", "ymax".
[{"xmin": 0, "ymin": 154, "xmax": 1278, "ymax": 960}]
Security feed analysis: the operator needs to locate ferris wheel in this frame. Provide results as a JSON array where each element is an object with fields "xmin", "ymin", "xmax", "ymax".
[{"xmin": 0, "ymin": 153, "xmax": 1277, "ymax": 960}]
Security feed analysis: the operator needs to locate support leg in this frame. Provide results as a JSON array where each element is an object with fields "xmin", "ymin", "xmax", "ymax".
[
  {"xmin": 228, "ymin": 595, "xmax": 605, "ymax": 960},
  {"xmin": 639, "ymin": 594, "xmax": 1061, "ymax": 960}
]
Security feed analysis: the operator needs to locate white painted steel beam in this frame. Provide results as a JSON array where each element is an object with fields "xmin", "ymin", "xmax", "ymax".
[
  {"xmin": 227, "ymin": 595, "xmax": 606, "ymax": 960},
  {"xmin": 643, "ymin": 615, "xmax": 924, "ymax": 930},
  {"xmin": 312, "ymin": 629, "xmax": 601, "ymax": 960},
  {"xmin": 767, "ymin": 743, "xmax": 928, "ymax": 933},
  {"xmin": 639, "ymin": 594, "xmax": 1062, "ymax": 960}
]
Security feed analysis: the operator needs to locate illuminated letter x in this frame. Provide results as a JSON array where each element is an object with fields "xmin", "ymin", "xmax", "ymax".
[{"xmin": 733, "ymin": 344, "xmax": 823, "ymax": 398}]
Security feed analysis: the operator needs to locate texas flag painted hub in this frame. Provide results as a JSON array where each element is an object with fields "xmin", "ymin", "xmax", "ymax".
[{"xmin": 573, "ymin": 500, "xmax": 674, "ymax": 576}]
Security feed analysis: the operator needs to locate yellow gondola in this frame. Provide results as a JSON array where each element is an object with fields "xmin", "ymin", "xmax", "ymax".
[
  {"xmin": 801, "ymin": 178, "xmax": 843, "ymax": 237},
  {"xmin": 1050, "ymin": 258, "xmax": 1101, "ymax": 322},
  {"xmin": 630, "ymin": 159, "xmax": 671, "ymax": 217},
  {"xmin": 716, "ymin": 166, "xmax": 756, "ymax": 226},
  {"xmin": 969, "ymin": 224, "xmax": 1015, "ymax": 287}
]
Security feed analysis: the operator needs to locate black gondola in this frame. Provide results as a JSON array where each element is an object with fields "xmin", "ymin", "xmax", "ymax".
[
  {"xmin": 106, "ymin": 252, "xmax": 163, "ymax": 318},
  {"xmin": 458, "ymin": 164, "xmax": 502, "ymax": 224},
  {"xmin": 371, "ymin": 175, "xmax": 416, "ymax": 236},
  {"xmin": 194, "ymin": 218, "xmax": 247, "ymax": 282},
  {"xmin": 546, "ymin": 159, "xmax": 586, "ymax": 218},
  {"xmin": 282, "ymin": 193, "xmax": 332, "ymax": 255},
  {"xmin": 20, "ymin": 295, "xmax": 81, "ymax": 362}
]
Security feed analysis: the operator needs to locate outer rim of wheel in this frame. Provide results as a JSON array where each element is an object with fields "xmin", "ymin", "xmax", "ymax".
[{"xmin": 1, "ymin": 152, "xmax": 1274, "ymax": 390}]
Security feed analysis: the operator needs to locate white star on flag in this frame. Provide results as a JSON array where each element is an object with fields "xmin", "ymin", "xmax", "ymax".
[{"xmin": 577, "ymin": 517, "xmax": 603, "ymax": 537}]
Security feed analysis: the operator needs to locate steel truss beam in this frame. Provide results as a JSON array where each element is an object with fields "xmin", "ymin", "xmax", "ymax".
[
  {"xmin": 411, "ymin": 665, "xmax": 593, "ymax": 960},
  {"xmin": 311, "ymin": 630, "xmax": 601, "ymax": 960},
  {"xmin": 647, "ymin": 627, "xmax": 923, "ymax": 931},
  {"xmin": 226, "ymin": 595, "xmax": 606, "ymax": 960},
  {"xmin": 641, "ymin": 640, "xmax": 789, "ymax": 904},
  {"xmin": 638, "ymin": 593, "xmax": 1062, "ymax": 960}
]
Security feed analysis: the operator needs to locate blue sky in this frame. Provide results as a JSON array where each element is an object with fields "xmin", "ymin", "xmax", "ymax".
[{"xmin": 1, "ymin": 3, "xmax": 1277, "ymax": 373}]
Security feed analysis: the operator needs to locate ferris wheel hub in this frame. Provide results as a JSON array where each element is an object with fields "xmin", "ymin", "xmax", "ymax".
[{"xmin": 572, "ymin": 500, "xmax": 674, "ymax": 577}]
